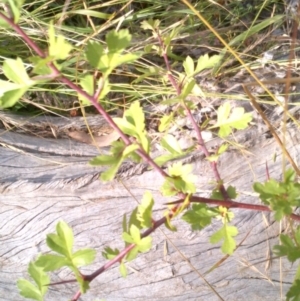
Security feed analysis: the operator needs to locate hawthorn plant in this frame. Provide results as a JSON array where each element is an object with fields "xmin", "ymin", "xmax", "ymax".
[{"xmin": 1, "ymin": 1, "xmax": 300, "ymax": 301}]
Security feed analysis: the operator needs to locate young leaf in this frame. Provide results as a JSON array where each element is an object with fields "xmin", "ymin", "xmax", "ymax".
[
  {"xmin": 209, "ymin": 103, "xmax": 252, "ymax": 137},
  {"xmin": 3, "ymin": 58, "xmax": 32, "ymax": 85},
  {"xmin": 183, "ymin": 56, "xmax": 195, "ymax": 77},
  {"xmin": 17, "ymin": 279, "xmax": 44, "ymax": 301},
  {"xmin": 159, "ymin": 113, "xmax": 174, "ymax": 132},
  {"xmin": 140, "ymin": 19, "xmax": 161, "ymax": 31},
  {"xmin": 85, "ymin": 41, "xmax": 104, "ymax": 69},
  {"xmin": 195, "ymin": 53, "xmax": 222, "ymax": 75},
  {"xmin": 78, "ymin": 74, "xmax": 94, "ymax": 104},
  {"xmin": 161, "ymin": 162, "xmax": 196, "ymax": 196},
  {"xmin": 180, "ymin": 79, "xmax": 196, "ymax": 99},
  {"xmin": 286, "ymin": 279, "xmax": 300, "ymax": 301},
  {"xmin": 182, "ymin": 203, "xmax": 218, "ymax": 230},
  {"xmin": 72, "ymin": 249, "xmax": 96, "ymax": 267},
  {"xmin": 137, "ymin": 191, "xmax": 154, "ymax": 228},
  {"xmin": 129, "ymin": 224, "xmax": 141, "ymax": 244},
  {"xmin": 46, "ymin": 221, "xmax": 74, "ymax": 258},
  {"xmin": 210, "ymin": 224, "xmax": 238, "ymax": 255},
  {"xmin": 17, "ymin": 261, "xmax": 49, "ymax": 301},
  {"xmin": 120, "ymin": 261, "xmax": 127, "ymax": 278},
  {"xmin": 102, "ymin": 247, "xmax": 120, "ymax": 260},
  {"xmin": 160, "ymin": 134, "xmax": 183, "ymax": 155},
  {"xmin": 106, "ymin": 29, "xmax": 132, "ymax": 53},
  {"xmin": 0, "ymin": 83, "xmax": 28, "ymax": 109},
  {"xmin": 126, "ymin": 246, "xmax": 139, "ymax": 261},
  {"xmin": 48, "ymin": 23, "xmax": 72, "ymax": 60},
  {"xmin": 35, "ymin": 254, "xmax": 68, "ymax": 272},
  {"xmin": 273, "ymin": 234, "xmax": 300, "ymax": 262}
]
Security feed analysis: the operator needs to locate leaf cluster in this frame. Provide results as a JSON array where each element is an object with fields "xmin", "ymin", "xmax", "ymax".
[{"xmin": 254, "ymin": 169, "xmax": 300, "ymax": 220}]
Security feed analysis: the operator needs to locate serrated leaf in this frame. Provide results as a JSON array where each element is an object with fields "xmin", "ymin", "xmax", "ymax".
[
  {"xmin": 85, "ymin": 41, "xmax": 104, "ymax": 68},
  {"xmin": 154, "ymin": 152, "xmax": 184, "ymax": 167},
  {"xmin": 3, "ymin": 58, "xmax": 32, "ymax": 85},
  {"xmin": 129, "ymin": 224, "xmax": 141, "ymax": 244},
  {"xmin": 28, "ymin": 261, "xmax": 49, "ymax": 294},
  {"xmin": 210, "ymin": 224, "xmax": 238, "ymax": 255},
  {"xmin": 17, "ymin": 279, "xmax": 43, "ymax": 301},
  {"xmin": 89, "ymin": 154, "xmax": 120, "ymax": 166},
  {"xmin": 0, "ymin": 85, "xmax": 28, "ymax": 109},
  {"xmin": 120, "ymin": 262, "xmax": 127, "ymax": 278},
  {"xmin": 210, "ymin": 103, "xmax": 252, "ymax": 137},
  {"xmin": 48, "ymin": 23, "xmax": 72, "ymax": 60},
  {"xmin": 182, "ymin": 203, "xmax": 218, "ymax": 230},
  {"xmin": 180, "ymin": 79, "xmax": 195, "ymax": 99},
  {"xmin": 124, "ymin": 101, "xmax": 145, "ymax": 131},
  {"xmin": 126, "ymin": 246, "xmax": 139, "ymax": 261},
  {"xmin": 140, "ymin": 19, "xmax": 161, "ymax": 31},
  {"xmin": 106, "ymin": 29, "xmax": 131, "ymax": 53},
  {"xmin": 109, "ymin": 52, "xmax": 142, "ymax": 70},
  {"xmin": 159, "ymin": 113, "xmax": 174, "ymax": 132},
  {"xmin": 102, "ymin": 247, "xmax": 120, "ymax": 260},
  {"xmin": 195, "ymin": 53, "xmax": 222, "ymax": 75},
  {"xmin": 72, "ymin": 248, "xmax": 96, "ymax": 267},
  {"xmin": 128, "ymin": 207, "xmax": 141, "ymax": 231},
  {"xmin": 137, "ymin": 236, "xmax": 152, "ymax": 252},
  {"xmin": 78, "ymin": 74, "xmax": 94, "ymax": 104},
  {"xmin": 183, "ymin": 56, "xmax": 195, "ymax": 77},
  {"xmin": 56, "ymin": 221, "xmax": 74, "ymax": 257},
  {"xmin": 287, "ymin": 279, "xmax": 300, "ymax": 301},
  {"xmin": 99, "ymin": 157, "xmax": 123, "ymax": 181},
  {"xmin": 137, "ymin": 191, "xmax": 154, "ymax": 228},
  {"xmin": 122, "ymin": 232, "xmax": 134, "ymax": 244},
  {"xmin": 161, "ymin": 134, "xmax": 182, "ymax": 155},
  {"xmin": 35, "ymin": 254, "xmax": 68, "ymax": 272}
]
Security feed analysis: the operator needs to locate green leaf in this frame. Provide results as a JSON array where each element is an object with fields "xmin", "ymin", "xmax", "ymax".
[
  {"xmin": 160, "ymin": 134, "xmax": 183, "ymax": 155},
  {"xmin": 35, "ymin": 254, "xmax": 68, "ymax": 272},
  {"xmin": 29, "ymin": 56, "xmax": 53, "ymax": 75},
  {"xmin": 182, "ymin": 203, "xmax": 218, "ymax": 230},
  {"xmin": 89, "ymin": 141, "xmax": 139, "ymax": 181},
  {"xmin": 46, "ymin": 221, "xmax": 74, "ymax": 258},
  {"xmin": 122, "ymin": 232, "xmax": 134, "ymax": 244},
  {"xmin": 17, "ymin": 279, "xmax": 44, "ymax": 301},
  {"xmin": 140, "ymin": 19, "xmax": 161, "ymax": 31},
  {"xmin": 129, "ymin": 224, "xmax": 141, "ymax": 244},
  {"xmin": 138, "ymin": 236, "xmax": 152, "ymax": 252},
  {"xmin": 183, "ymin": 56, "xmax": 195, "ymax": 77},
  {"xmin": 287, "ymin": 279, "xmax": 300, "ymax": 301},
  {"xmin": 161, "ymin": 162, "xmax": 196, "ymax": 196},
  {"xmin": 253, "ymin": 169, "xmax": 300, "ymax": 221},
  {"xmin": 56, "ymin": 221, "xmax": 74, "ymax": 256},
  {"xmin": 102, "ymin": 247, "xmax": 120, "ymax": 260},
  {"xmin": 3, "ymin": 58, "xmax": 32, "ymax": 85},
  {"xmin": 0, "ymin": 83, "xmax": 28, "ymax": 109},
  {"xmin": 273, "ymin": 234, "xmax": 300, "ymax": 262},
  {"xmin": 86, "ymin": 41, "xmax": 104, "ymax": 69},
  {"xmin": 159, "ymin": 113, "xmax": 174, "ymax": 132},
  {"xmin": 28, "ymin": 261, "xmax": 49, "ymax": 294},
  {"xmin": 48, "ymin": 22, "xmax": 72, "ymax": 60},
  {"xmin": 128, "ymin": 207, "xmax": 141, "ymax": 231},
  {"xmin": 210, "ymin": 224, "xmax": 238, "ymax": 255},
  {"xmin": 126, "ymin": 246, "xmax": 139, "ymax": 261},
  {"xmin": 120, "ymin": 262, "xmax": 127, "ymax": 278},
  {"xmin": 137, "ymin": 191, "xmax": 154, "ymax": 228},
  {"xmin": 209, "ymin": 102, "xmax": 252, "ymax": 137},
  {"xmin": 78, "ymin": 74, "xmax": 94, "ymax": 104},
  {"xmin": 17, "ymin": 260, "xmax": 49, "ymax": 301},
  {"xmin": 106, "ymin": 29, "xmax": 131, "ymax": 53},
  {"xmin": 195, "ymin": 53, "xmax": 222, "ymax": 75},
  {"xmin": 180, "ymin": 79, "xmax": 195, "ymax": 99},
  {"xmin": 72, "ymin": 248, "xmax": 96, "ymax": 267}
]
